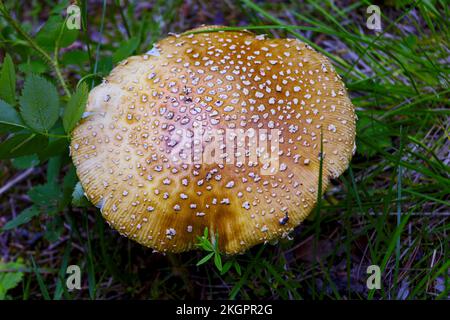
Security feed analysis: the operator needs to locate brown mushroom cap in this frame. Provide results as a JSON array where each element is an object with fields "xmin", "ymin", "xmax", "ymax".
[{"xmin": 70, "ymin": 26, "xmax": 356, "ymax": 254}]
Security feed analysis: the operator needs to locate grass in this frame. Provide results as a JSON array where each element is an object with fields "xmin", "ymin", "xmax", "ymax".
[{"xmin": 0, "ymin": 0, "xmax": 449, "ymax": 300}]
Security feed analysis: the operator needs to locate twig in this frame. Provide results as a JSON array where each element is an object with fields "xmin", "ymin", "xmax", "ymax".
[{"xmin": 0, "ymin": 168, "xmax": 35, "ymax": 196}]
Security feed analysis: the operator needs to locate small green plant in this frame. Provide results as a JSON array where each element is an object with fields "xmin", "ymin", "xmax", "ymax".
[
  {"xmin": 195, "ymin": 227, "xmax": 241, "ymax": 276},
  {"xmin": 0, "ymin": 259, "xmax": 25, "ymax": 300},
  {"xmin": 0, "ymin": 3, "xmax": 90, "ymax": 233}
]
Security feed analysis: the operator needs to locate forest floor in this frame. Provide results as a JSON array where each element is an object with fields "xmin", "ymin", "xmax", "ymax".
[{"xmin": 0, "ymin": 0, "xmax": 449, "ymax": 299}]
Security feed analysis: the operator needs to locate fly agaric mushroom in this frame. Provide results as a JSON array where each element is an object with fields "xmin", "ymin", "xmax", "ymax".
[{"xmin": 70, "ymin": 26, "xmax": 356, "ymax": 254}]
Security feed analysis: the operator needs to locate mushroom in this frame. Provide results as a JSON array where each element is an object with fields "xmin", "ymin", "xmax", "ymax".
[{"xmin": 70, "ymin": 26, "xmax": 356, "ymax": 254}]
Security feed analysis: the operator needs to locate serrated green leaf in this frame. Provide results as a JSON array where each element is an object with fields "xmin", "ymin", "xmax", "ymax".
[
  {"xmin": 0, "ymin": 276, "xmax": 20, "ymax": 299},
  {"xmin": 35, "ymin": 15, "xmax": 78, "ymax": 51},
  {"xmin": 0, "ymin": 287, "xmax": 5, "ymax": 299},
  {"xmin": 11, "ymin": 154, "xmax": 40, "ymax": 169},
  {"xmin": 0, "ymin": 54, "xmax": 16, "ymax": 105},
  {"xmin": 196, "ymin": 252, "xmax": 214, "ymax": 266},
  {"xmin": 0, "ymin": 134, "xmax": 48, "ymax": 160},
  {"xmin": 27, "ymin": 182, "xmax": 62, "ymax": 216},
  {"xmin": 18, "ymin": 60, "xmax": 49, "ymax": 74},
  {"xmin": 0, "ymin": 260, "xmax": 25, "ymax": 272},
  {"xmin": 72, "ymin": 182, "xmax": 91, "ymax": 207},
  {"xmin": 0, "ymin": 260, "xmax": 25, "ymax": 300},
  {"xmin": 0, "ymin": 99, "xmax": 26, "ymax": 132},
  {"xmin": 19, "ymin": 74, "xmax": 59, "ymax": 133},
  {"xmin": 112, "ymin": 37, "xmax": 140, "ymax": 64},
  {"xmin": 63, "ymin": 82, "xmax": 88, "ymax": 133},
  {"xmin": 2, "ymin": 206, "xmax": 40, "ymax": 231},
  {"xmin": 28, "ymin": 183, "xmax": 61, "ymax": 210},
  {"xmin": 44, "ymin": 216, "xmax": 63, "ymax": 242}
]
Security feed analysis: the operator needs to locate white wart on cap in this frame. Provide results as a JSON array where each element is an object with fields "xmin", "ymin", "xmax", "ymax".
[{"xmin": 70, "ymin": 26, "xmax": 356, "ymax": 254}]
